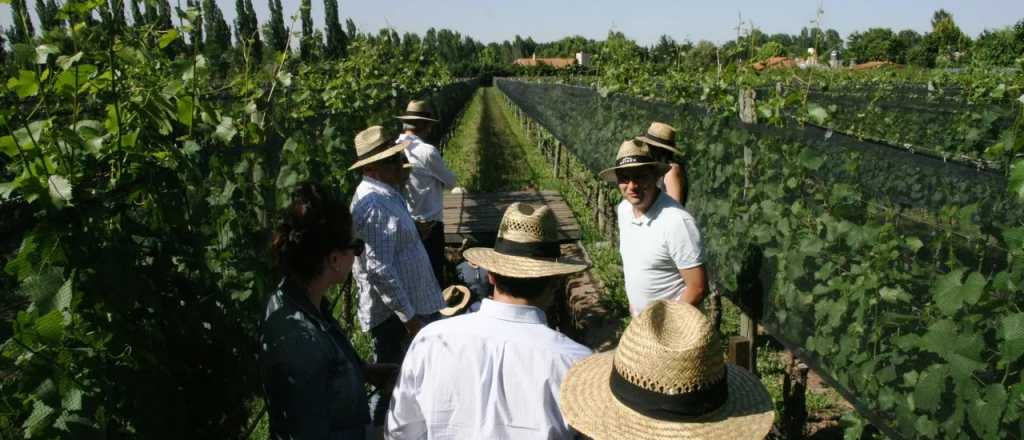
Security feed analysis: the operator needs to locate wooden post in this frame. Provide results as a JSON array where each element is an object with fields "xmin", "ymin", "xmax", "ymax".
[
  {"xmin": 554, "ymin": 143, "xmax": 562, "ymax": 178},
  {"xmin": 781, "ymin": 353, "xmax": 809, "ymax": 439},
  {"xmin": 740, "ymin": 311, "xmax": 757, "ymax": 375},
  {"xmin": 596, "ymin": 184, "xmax": 606, "ymax": 231},
  {"xmin": 727, "ymin": 336, "xmax": 752, "ymax": 372}
]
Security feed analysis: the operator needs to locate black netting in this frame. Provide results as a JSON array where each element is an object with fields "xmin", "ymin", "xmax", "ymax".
[{"xmin": 496, "ymin": 77, "xmax": 1024, "ymax": 439}]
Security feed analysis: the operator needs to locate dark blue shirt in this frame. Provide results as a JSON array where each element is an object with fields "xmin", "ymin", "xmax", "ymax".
[{"xmin": 260, "ymin": 279, "xmax": 370, "ymax": 439}]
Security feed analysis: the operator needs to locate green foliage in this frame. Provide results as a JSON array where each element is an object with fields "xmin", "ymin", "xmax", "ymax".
[
  {"xmin": 0, "ymin": 5, "xmax": 472, "ymax": 437},
  {"xmin": 497, "ymin": 64, "xmax": 1024, "ymax": 438}
]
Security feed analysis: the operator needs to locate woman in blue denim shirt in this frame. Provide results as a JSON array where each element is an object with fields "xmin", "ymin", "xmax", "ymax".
[{"xmin": 261, "ymin": 182, "xmax": 397, "ymax": 439}]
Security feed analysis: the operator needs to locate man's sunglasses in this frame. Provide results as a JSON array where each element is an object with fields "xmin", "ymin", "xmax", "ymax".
[{"xmin": 344, "ymin": 238, "xmax": 365, "ymax": 256}]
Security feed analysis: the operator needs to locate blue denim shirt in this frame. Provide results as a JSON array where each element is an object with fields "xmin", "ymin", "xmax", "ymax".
[{"xmin": 260, "ymin": 279, "xmax": 370, "ymax": 439}]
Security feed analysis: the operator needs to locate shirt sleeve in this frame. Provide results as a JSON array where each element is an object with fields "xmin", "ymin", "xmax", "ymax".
[
  {"xmin": 385, "ymin": 338, "xmax": 429, "ymax": 439},
  {"xmin": 666, "ymin": 213, "xmax": 704, "ymax": 270},
  {"xmin": 424, "ymin": 146, "xmax": 457, "ymax": 188},
  {"xmin": 354, "ymin": 199, "xmax": 416, "ymax": 322},
  {"xmin": 264, "ymin": 330, "xmax": 332, "ymax": 440}
]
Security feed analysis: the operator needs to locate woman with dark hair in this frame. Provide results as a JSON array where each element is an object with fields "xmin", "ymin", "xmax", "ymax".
[{"xmin": 260, "ymin": 182, "xmax": 395, "ymax": 439}]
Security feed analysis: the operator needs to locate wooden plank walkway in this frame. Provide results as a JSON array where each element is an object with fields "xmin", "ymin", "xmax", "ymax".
[{"xmin": 442, "ymin": 190, "xmax": 581, "ymax": 245}]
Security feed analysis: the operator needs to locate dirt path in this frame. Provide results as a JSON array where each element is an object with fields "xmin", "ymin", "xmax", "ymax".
[{"xmin": 444, "ymin": 88, "xmax": 619, "ymax": 351}]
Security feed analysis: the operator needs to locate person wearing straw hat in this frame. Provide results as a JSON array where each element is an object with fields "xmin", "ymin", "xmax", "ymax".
[
  {"xmin": 600, "ymin": 139, "xmax": 707, "ymax": 317},
  {"xmin": 560, "ymin": 300, "xmax": 774, "ymax": 439},
  {"xmin": 636, "ymin": 121, "xmax": 689, "ymax": 206},
  {"xmin": 397, "ymin": 100, "xmax": 457, "ymax": 287},
  {"xmin": 349, "ymin": 125, "xmax": 447, "ymax": 427},
  {"xmin": 386, "ymin": 203, "xmax": 592, "ymax": 439}
]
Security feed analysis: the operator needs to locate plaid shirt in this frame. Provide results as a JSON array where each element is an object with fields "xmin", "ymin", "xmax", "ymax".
[{"xmin": 351, "ymin": 176, "xmax": 444, "ymax": 331}]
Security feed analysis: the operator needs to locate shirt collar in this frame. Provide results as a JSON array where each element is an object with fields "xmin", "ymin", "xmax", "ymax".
[
  {"xmin": 477, "ymin": 299, "xmax": 547, "ymax": 325},
  {"xmin": 361, "ymin": 175, "xmax": 401, "ymax": 198},
  {"xmin": 398, "ymin": 133, "xmax": 419, "ymax": 142},
  {"xmin": 629, "ymin": 191, "xmax": 664, "ymax": 226}
]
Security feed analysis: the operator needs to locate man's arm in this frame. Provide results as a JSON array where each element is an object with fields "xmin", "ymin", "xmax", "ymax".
[
  {"xmin": 662, "ymin": 162, "xmax": 686, "ymax": 205},
  {"xmin": 425, "ymin": 147, "xmax": 457, "ymax": 188},
  {"xmin": 385, "ymin": 340, "xmax": 429, "ymax": 439},
  {"xmin": 355, "ymin": 201, "xmax": 416, "ymax": 322},
  {"xmin": 677, "ymin": 265, "xmax": 707, "ymax": 306}
]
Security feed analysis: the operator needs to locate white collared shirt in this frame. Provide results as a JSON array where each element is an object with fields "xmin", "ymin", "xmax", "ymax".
[
  {"xmin": 386, "ymin": 299, "xmax": 592, "ymax": 440},
  {"xmin": 617, "ymin": 192, "xmax": 703, "ymax": 315},
  {"xmin": 399, "ymin": 133, "xmax": 457, "ymax": 222},
  {"xmin": 351, "ymin": 176, "xmax": 444, "ymax": 330}
]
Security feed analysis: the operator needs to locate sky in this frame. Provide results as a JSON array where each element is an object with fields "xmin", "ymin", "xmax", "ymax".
[{"xmin": 1, "ymin": 0, "xmax": 1023, "ymax": 46}]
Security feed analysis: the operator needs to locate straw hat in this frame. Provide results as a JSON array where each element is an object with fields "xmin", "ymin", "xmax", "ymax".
[
  {"xmin": 463, "ymin": 203, "xmax": 588, "ymax": 278},
  {"xmin": 597, "ymin": 140, "xmax": 672, "ymax": 183},
  {"xmin": 560, "ymin": 301, "xmax": 774, "ymax": 440},
  {"xmin": 348, "ymin": 126, "xmax": 411, "ymax": 171},
  {"xmin": 439, "ymin": 285, "xmax": 472, "ymax": 316},
  {"xmin": 395, "ymin": 100, "xmax": 439, "ymax": 122},
  {"xmin": 636, "ymin": 121, "xmax": 681, "ymax": 155}
]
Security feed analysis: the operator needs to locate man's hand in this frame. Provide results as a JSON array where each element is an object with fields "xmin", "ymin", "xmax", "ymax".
[
  {"xmin": 364, "ymin": 363, "xmax": 400, "ymax": 389},
  {"xmin": 403, "ymin": 317, "xmax": 425, "ymax": 336}
]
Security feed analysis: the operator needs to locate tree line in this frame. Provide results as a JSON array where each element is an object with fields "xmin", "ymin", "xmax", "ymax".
[{"xmin": 1, "ymin": 4, "xmax": 1022, "ymax": 80}]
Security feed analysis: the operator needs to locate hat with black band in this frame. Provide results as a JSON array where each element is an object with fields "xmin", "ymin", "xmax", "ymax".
[
  {"xmin": 396, "ymin": 100, "xmax": 439, "ymax": 122},
  {"xmin": 636, "ymin": 121, "xmax": 682, "ymax": 156},
  {"xmin": 598, "ymin": 139, "xmax": 672, "ymax": 183},
  {"xmin": 348, "ymin": 125, "xmax": 411, "ymax": 171},
  {"xmin": 559, "ymin": 301, "xmax": 775, "ymax": 439},
  {"xmin": 462, "ymin": 203, "xmax": 588, "ymax": 278}
]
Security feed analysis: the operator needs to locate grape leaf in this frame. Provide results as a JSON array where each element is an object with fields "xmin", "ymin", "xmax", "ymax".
[{"xmin": 933, "ymin": 269, "xmax": 966, "ymax": 316}]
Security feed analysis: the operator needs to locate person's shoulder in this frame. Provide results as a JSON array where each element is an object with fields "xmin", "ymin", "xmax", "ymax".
[{"xmin": 654, "ymin": 193, "xmax": 695, "ymax": 222}]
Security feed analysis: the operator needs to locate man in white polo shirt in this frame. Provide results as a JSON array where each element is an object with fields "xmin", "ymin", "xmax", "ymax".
[{"xmin": 599, "ymin": 139, "xmax": 706, "ymax": 316}]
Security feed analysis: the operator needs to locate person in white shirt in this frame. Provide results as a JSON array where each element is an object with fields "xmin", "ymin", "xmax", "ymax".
[
  {"xmin": 396, "ymin": 100, "xmax": 457, "ymax": 286},
  {"xmin": 386, "ymin": 203, "xmax": 592, "ymax": 440},
  {"xmin": 599, "ymin": 139, "xmax": 707, "ymax": 316},
  {"xmin": 349, "ymin": 125, "xmax": 446, "ymax": 427}
]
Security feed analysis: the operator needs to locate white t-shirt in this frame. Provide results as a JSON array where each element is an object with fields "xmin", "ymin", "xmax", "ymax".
[{"xmin": 617, "ymin": 192, "xmax": 703, "ymax": 315}]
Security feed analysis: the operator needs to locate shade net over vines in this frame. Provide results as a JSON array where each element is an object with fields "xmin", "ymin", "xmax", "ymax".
[{"xmin": 497, "ymin": 77, "xmax": 1024, "ymax": 439}]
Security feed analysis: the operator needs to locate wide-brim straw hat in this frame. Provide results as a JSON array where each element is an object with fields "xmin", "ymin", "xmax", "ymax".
[
  {"xmin": 463, "ymin": 203, "xmax": 588, "ymax": 278},
  {"xmin": 597, "ymin": 139, "xmax": 671, "ymax": 183},
  {"xmin": 348, "ymin": 125, "xmax": 411, "ymax": 171},
  {"xmin": 560, "ymin": 301, "xmax": 774, "ymax": 440},
  {"xmin": 636, "ymin": 121, "xmax": 681, "ymax": 156},
  {"xmin": 439, "ymin": 285, "xmax": 472, "ymax": 316},
  {"xmin": 396, "ymin": 100, "xmax": 439, "ymax": 122}
]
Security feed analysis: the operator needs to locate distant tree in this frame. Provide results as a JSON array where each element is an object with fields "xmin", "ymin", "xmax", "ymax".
[
  {"xmin": 927, "ymin": 9, "xmax": 971, "ymax": 65},
  {"xmin": 186, "ymin": 0, "xmax": 203, "ymax": 50},
  {"xmin": 8, "ymin": 0, "xmax": 35, "ymax": 44},
  {"xmin": 892, "ymin": 29, "xmax": 922, "ymax": 64},
  {"xmin": 0, "ymin": 29, "xmax": 6, "ymax": 64},
  {"xmin": 756, "ymin": 41, "xmax": 784, "ymax": 61},
  {"xmin": 202, "ymin": 0, "xmax": 233, "ymax": 62},
  {"xmin": 155, "ymin": 0, "xmax": 173, "ymax": 28},
  {"xmin": 234, "ymin": 0, "xmax": 262, "ymax": 64},
  {"xmin": 36, "ymin": 0, "xmax": 63, "ymax": 33},
  {"xmin": 299, "ymin": 0, "xmax": 315, "ymax": 60},
  {"xmin": 127, "ymin": 0, "xmax": 143, "ymax": 25},
  {"xmin": 651, "ymin": 34, "xmax": 679, "ymax": 64},
  {"xmin": 846, "ymin": 28, "xmax": 897, "ymax": 62},
  {"xmin": 973, "ymin": 23, "xmax": 1024, "ymax": 66},
  {"xmin": 263, "ymin": 0, "xmax": 287, "ymax": 52},
  {"xmin": 685, "ymin": 40, "xmax": 718, "ymax": 70},
  {"xmin": 323, "ymin": 0, "xmax": 347, "ymax": 58},
  {"xmin": 345, "ymin": 18, "xmax": 357, "ymax": 39}
]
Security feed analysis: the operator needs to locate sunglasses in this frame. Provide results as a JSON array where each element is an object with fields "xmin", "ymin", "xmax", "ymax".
[{"xmin": 344, "ymin": 238, "xmax": 365, "ymax": 257}]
